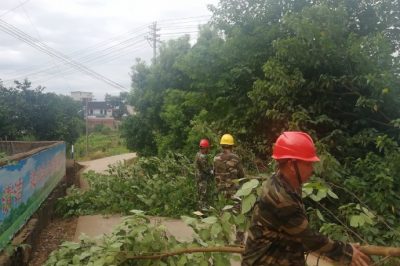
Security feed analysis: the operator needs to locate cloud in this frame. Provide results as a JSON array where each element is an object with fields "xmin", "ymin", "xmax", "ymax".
[{"xmin": 0, "ymin": 0, "xmax": 217, "ymax": 100}]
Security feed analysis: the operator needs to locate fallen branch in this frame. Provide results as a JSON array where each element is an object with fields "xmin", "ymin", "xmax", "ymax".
[
  {"xmin": 361, "ymin": 245, "xmax": 400, "ymax": 257},
  {"xmin": 122, "ymin": 244, "xmax": 400, "ymax": 261},
  {"xmin": 124, "ymin": 246, "xmax": 244, "ymax": 260}
]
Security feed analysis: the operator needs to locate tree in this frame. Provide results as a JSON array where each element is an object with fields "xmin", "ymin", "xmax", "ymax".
[{"xmin": 0, "ymin": 79, "xmax": 84, "ymax": 143}]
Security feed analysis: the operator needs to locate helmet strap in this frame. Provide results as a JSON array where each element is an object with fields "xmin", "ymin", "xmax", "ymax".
[{"xmin": 292, "ymin": 160, "xmax": 303, "ymax": 188}]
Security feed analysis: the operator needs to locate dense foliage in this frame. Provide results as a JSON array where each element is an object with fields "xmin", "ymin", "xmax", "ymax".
[
  {"xmin": 45, "ymin": 211, "xmax": 240, "ymax": 266},
  {"xmin": 57, "ymin": 154, "xmax": 201, "ymax": 218},
  {"xmin": 55, "ymin": 158, "xmax": 400, "ymax": 265},
  {"xmin": 120, "ymin": 0, "xmax": 400, "ymax": 249},
  {"xmin": 48, "ymin": 0, "xmax": 400, "ymax": 264},
  {"xmin": 0, "ymin": 79, "xmax": 84, "ymax": 143}
]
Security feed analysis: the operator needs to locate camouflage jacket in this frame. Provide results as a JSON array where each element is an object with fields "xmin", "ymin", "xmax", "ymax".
[
  {"xmin": 242, "ymin": 173, "xmax": 353, "ymax": 266},
  {"xmin": 213, "ymin": 151, "xmax": 245, "ymax": 182},
  {"xmin": 195, "ymin": 151, "xmax": 212, "ymax": 180}
]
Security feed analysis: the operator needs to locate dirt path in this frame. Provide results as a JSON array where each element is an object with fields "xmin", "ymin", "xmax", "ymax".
[{"xmin": 28, "ymin": 218, "xmax": 77, "ymax": 266}]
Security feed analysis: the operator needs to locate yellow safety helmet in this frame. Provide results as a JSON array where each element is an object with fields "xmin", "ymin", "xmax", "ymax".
[{"xmin": 220, "ymin": 134, "xmax": 234, "ymax": 146}]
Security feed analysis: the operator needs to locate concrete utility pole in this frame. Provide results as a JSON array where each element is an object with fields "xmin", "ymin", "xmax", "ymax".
[
  {"xmin": 85, "ymin": 98, "xmax": 89, "ymax": 156},
  {"xmin": 146, "ymin": 22, "xmax": 160, "ymax": 64}
]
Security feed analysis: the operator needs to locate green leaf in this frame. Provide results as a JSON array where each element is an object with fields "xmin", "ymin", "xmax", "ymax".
[
  {"xmin": 79, "ymin": 251, "xmax": 91, "ymax": 260},
  {"xmin": 202, "ymin": 216, "xmax": 218, "ymax": 224},
  {"xmin": 316, "ymin": 209, "xmax": 325, "ymax": 221},
  {"xmin": 241, "ymin": 179, "xmax": 259, "ymax": 190},
  {"xmin": 234, "ymin": 187, "xmax": 253, "ymax": 197},
  {"xmin": 302, "ymin": 186, "xmax": 313, "ymax": 197},
  {"xmin": 181, "ymin": 215, "xmax": 196, "ymax": 225},
  {"xmin": 327, "ymin": 189, "xmax": 339, "ymax": 199},
  {"xmin": 350, "ymin": 215, "xmax": 365, "ymax": 228},
  {"xmin": 129, "ymin": 209, "xmax": 145, "ymax": 215},
  {"xmin": 72, "ymin": 255, "xmax": 80, "ymax": 265},
  {"xmin": 241, "ymin": 194, "xmax": 257, "ymax": 214},
  {"xmin": 222, "ymin": 205, "xmax": 234, "ymax": 211},
  {"xmin": 211, "ymin": 223, "xmax": 222, "ymax": 237}
]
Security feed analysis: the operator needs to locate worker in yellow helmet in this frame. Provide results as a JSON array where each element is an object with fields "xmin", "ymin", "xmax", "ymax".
[
  {"xmin": 213, "ymin": 133, "xmax": 245, "ymax": 243},
  {"xmin": 213, "ymin": 134, "xmax": 244, "ymax": 196}
]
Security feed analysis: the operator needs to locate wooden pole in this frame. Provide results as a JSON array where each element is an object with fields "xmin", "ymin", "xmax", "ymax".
[
  {"xmin": 360, "ymin": 245, "xmax": 400, "ymax": 257},
  {"xmin": 122, "ymin": 245, "xmax": 400, "ymax": 261},
  {"xmin": 123, "ymin": 246, "xmax": 243, "ymax": 260}
]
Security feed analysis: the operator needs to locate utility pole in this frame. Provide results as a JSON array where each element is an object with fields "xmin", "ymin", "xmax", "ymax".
[
  {"xmin": 146, "ymin": 22, "xmax": 160, "ymax": 64},
  {"xmin": 85, "ymin": 98, "xmax": 89, "ymax": 156}
]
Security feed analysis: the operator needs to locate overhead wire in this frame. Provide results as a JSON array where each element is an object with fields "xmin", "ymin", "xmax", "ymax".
[
  {"xmin": 2, "ymin": 33, "xmax": 149, "ymax": 83},
  {"xmin": 1, "ymin": 15, "xmax": 209, "ymax": 88},
  {"xmin": 3, "ymin": 20, "xmax": 204, "ymax": 78},
  {"xmin": 17, "ymin": 39, "xmax": 149, "ymax": 85},
  {"xmin": 0, "ymin": 0, "xmax": 32, "ymax": 18},
  {"xmin": 0, "ymin": 18, "xmax": 128, "ymax": 91},
  {"xmin": 31, "ymin": 42, "xmax": 150, "ymax": 85},
  {"xmin": 2, "ymin": 22, "xmax": 151, "ymax": 77},
  {"xmin": 18, "ymin": 0, "xmax": 73, "ymax": 90}
]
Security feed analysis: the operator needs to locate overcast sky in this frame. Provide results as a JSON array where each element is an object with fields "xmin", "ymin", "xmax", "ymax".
[{"xmin": 0, "ymin": 0, "xmax": 218, "ymax": 100}]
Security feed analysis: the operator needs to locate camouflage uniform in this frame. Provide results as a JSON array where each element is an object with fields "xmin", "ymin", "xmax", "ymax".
[
  {"xmin": 214, "ymin": 151, "xmax": 245, "ymax": 244},
  {"xmin": 242, "ymin": 173, "xmax": 353, "ymax": 266},
  {"xmin": 195, "ymin": 151, "xmax": 213, "ymax": 209},
  {"xmin": 213, "ymin": 151, "xmax": 245, "ymax": 198}
]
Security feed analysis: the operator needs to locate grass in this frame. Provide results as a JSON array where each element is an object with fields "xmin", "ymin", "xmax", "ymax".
[{"xmin": 74, "ymin": 130, "xmax": 129, "ymax": 161}]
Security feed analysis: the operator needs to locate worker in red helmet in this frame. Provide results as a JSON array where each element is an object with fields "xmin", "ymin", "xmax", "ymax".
[
  {"xmin": 194, "ymin": 138, "xmax": 213, "ymax": 209},
  {"xmin": 242, "ymin": 131, "xmax": 370, "ymax": 266}
]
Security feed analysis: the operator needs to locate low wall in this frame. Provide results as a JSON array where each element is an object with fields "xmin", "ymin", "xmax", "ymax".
[
  {"xmin": 0, "ymin": 142, "xmax": 65, "ymax": 251},
  {"xmin": 0, "ymin": 141, "xmax": 58, "ymax": 158},
  {"xmin": 0, "ymin": 160, "xmax": 81, "ymax": 266}
]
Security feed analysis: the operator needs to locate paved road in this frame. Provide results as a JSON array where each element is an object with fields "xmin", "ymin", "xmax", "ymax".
[{"xmin": 78, "ymin": 153, "xmax": 136, "ymax": 190}]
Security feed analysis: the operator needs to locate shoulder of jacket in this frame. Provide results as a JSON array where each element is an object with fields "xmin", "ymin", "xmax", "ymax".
[{"xmin": 260, "ymin": 175, "xmax": 295, "ymax": 208}]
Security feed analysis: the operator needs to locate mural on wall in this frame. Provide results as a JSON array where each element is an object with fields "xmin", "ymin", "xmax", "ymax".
[{"xmin": 0, "ymin": 143, "xmax": 65, "ymax": 250}]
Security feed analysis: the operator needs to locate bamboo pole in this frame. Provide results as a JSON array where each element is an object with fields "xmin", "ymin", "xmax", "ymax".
[
  {"xmin": 124, "ymin": 246, "xmax": 244, "ymax": 260},
  {"xmin": 123, "ymin": 245, "xmax": 400, "ymax": 261},
  {"xmin": 360, "ymin": 245, "xmax": 400, "ymax": 257}
]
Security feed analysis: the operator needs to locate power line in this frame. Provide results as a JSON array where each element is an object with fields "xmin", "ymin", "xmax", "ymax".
[
  {"xmin": 0, "ymin": 0, "xmax": 32, "ymax": 18},
  {"xmin": 3, "ymin": 17, "xmax": 208, "ymax": 77},
  {"xmin": 4, "ymin": 39, "xmax": 149, "ymax": 85},
  {"xmin": 1, "ymin": 15, "xmax": 209, "ymax": 87},
  {"xmin": 28, "ymin": 43, "xmax": 149, "ymax": 85},
  {"xmin": 2, "ymin": 33, "xmax": 149, "ymax": 83},
  {"xmin": 0, "ymin": 18, "xmax": 128, "ymax": 91},
  {"xmin": 18, "ymin": 0, "xmax": 72, "ymax": 90}
]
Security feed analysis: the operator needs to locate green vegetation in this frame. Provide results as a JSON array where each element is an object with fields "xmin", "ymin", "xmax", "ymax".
[
  {"xmin": 120, "ymin": 0, "xmax": 400, "ymax": 250},
  {"xmin": 57, "ymin": 154, "xmax": 199, "ymax": 218},
  {"xmin": 74, "ymin": 130, "xmax": 129, "ymax": 161},
  {"xmin": 0, "ymin": 80, "xmax": 84, "ymax": 143},
  {"xmin": 45, "ymin": 211, "xmax": 240, "ymax": 266},
  {"xmin": 50, "ymin": 0, "xmax": 400, "ymax": 265}
]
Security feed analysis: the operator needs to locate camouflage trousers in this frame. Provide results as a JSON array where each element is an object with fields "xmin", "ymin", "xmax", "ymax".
[
  {"xmin": 215, "ymin": 176, "xmax": 238, "ymax": 199},
  {"xmin": 196, "ymin": 178, "xmax": 209, "ymax": 209},
  {"xmin": 242, "ymin": 226, "xmax": 305, "ymax": 266}
]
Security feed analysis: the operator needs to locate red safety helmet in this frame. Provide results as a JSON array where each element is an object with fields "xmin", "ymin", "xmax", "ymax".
[
  {"xmin": 272, "ymin": 131, "xmax": 320, "ymax": 162},
  {"xmin": 199, "ymin": 139, "xmax": 210, "ymax": 148}
]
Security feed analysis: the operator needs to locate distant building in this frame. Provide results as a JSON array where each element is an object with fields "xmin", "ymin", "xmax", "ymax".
[
  {"xmin": 71, "ymin": 91, "xmax": 93, "ymax": 102},
  {"xmin": 86, "ymin": 101, "xmax": 116, "ymax": 130},
  {"xmin": 87, "ymin": 117, "xmax": 117, "ymax": 130},
  {"xmin": 87, "ymin": 101, "xmax": 112, "ymax": 118}
]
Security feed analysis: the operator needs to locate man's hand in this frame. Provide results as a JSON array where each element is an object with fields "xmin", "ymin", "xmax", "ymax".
[{"xmin": 350, "ymin": 243, "xmax": 371, "ymax": 266}]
